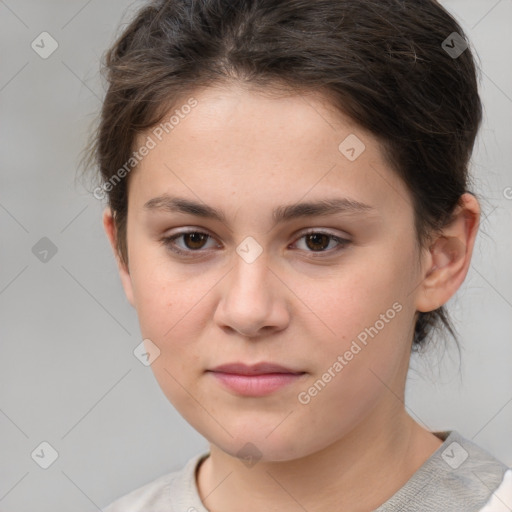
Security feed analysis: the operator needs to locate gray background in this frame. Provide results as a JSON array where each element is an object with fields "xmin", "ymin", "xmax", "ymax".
[{"xmin": 0, "ymin": 1, "xmax": 511, "ymax": 510}]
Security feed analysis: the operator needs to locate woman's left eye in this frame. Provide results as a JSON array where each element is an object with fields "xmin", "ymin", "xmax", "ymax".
[
  {"xmin": 161, "ymin": 229, "xmax": 351, "ymax": 257},
  {"xmin": 291, "ymin": 231, "xmax": 351, "ymax": 254}
]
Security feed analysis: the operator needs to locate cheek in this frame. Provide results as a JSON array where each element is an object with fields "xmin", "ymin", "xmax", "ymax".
[
  {"xmin": 128, "ymin": 246, "xmax": 203, "ymax": 337},
  {"xmin": 293, "ymin": 254, "xmax": 413, "ymax": 381},
  {"xmin": 294, "ymin": 303, "xmax": 410, "ymax": 439},
  {"xmin": 128, "ymin": 255, "xmax": 214, "ymax": 386},
  {"xmin": 132, "ymin": 265, "xmax": 207, "ymax": 413},
  {"xmin": 294, "ymin": 258, "xmax": 405, "ymax": 336}
]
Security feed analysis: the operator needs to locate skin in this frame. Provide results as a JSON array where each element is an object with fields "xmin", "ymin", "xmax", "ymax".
[{"xmin": 103, "ymin": 82, "xmax": 480, "ymax": 511}]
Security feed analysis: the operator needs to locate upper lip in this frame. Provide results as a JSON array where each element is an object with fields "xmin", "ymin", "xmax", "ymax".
[{"xmin": 208, "ymin": 362, "xmax": 304, "ymax": 375}]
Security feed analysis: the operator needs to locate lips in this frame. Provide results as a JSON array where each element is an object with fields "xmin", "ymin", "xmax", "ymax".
[
  {"xmin": 207, "ymin": 362, "xmax": 306, "ymax": 396},
  {"xmin": 208, "ymin": 362, "xmax": 304, "ymax": 375}
]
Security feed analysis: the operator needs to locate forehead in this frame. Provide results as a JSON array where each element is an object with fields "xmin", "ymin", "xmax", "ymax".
[
  {"xmin": 156, "ymin": 83, "xmax": 361, "ymax": 159},
  {"xmin": 129, "ymin": 84, "xmax": 413, "ymax": 223}
]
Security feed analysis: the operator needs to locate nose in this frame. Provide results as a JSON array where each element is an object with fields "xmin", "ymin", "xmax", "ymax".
[{"xmin": 213, "ymin": 250, "xmax": 290, "ymax": 338}]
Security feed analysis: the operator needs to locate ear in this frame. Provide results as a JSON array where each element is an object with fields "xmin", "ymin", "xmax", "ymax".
[
  {"xmin": 415, "ymin": 193, "xmax": 480, "ymax": 313},
  {"xmin": 102, "ymin": 207, "xmax": 135, "ymax": 307}
]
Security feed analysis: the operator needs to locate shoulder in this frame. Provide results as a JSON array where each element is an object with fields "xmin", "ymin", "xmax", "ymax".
[
  {"xmin": 428, "ymin": 431, "xmax": 511, "ymax": 512},
  {"xmin": 479, "ymin": 468, "xmax": 512, "ymax": 512},
  {"xmin": 376, "ymin": 430, "xmax": 511, "ymax": 512},
  {"xmin": 102, "ymin": 452, "xmax": 209, "ymax": 512}
]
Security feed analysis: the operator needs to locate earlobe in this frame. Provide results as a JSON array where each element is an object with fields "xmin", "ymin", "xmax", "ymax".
[
  {"xmin": 415, "ymin": 193, "xmax": 480, "ymax": 313},
  {"xmin": 102, "ymin": 207, "xmax": 136, "ymax": 308}
]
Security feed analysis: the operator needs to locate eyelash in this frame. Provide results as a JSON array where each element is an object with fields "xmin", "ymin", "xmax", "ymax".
[{"xmin": 160, "ymin": 229, "xmax": 351, "ymax": 258}]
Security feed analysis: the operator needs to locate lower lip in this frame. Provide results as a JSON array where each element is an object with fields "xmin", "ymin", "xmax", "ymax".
[{"xmin": 208, "ymin": 371, "xmax": 305, "ymax": 396}]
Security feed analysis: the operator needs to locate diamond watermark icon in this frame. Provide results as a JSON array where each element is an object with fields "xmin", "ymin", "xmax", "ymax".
[
  {"xmin": 32, "ymin": 237, "xmax": 58, "ymax": 263},
  {"xmin": 31, "ymin": 32, "xmax": 59, "ymax": 59},
  {"xmin": 338, "ymin": 134, "xmax": 365, "ymax": 161},
  {"xmin": 441, "ymin": 32, "xmax": 467, "ymax": 59},
  {"xmin": 134, "ymin": 338, "xmax": 161, "ymax": 366},
  {"xmin": 31, "ymin": 441, "xmax": 59, "ymax": 469},
  {"xmin": 236, "ymin": 236, "xmax": 263, "ymax": 264},
  {"xmin": 442, "ymin": 441, "xmax": 469, "ymax": 469},
  {"xmin": 236, "ymin": 442, "xmax": 263, "ymax": 468}
]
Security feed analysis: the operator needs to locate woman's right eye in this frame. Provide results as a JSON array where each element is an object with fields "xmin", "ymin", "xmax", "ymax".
[{"xmin": 161, "ymin": 230, "xmax": 219, "ymax": 256}]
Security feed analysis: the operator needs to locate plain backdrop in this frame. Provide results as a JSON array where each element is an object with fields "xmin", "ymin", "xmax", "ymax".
[{"xmin": 0, "ymin": 1, "xmax": 511, "ymax": 511}]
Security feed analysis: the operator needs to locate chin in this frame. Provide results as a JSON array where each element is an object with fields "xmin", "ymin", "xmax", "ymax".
[{"xmin": 206, "ymin": 424, "xmax": 321, "ymax": 464}]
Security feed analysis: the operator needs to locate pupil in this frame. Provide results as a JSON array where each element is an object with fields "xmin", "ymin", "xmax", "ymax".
[
  {"xmin": 307, "ymin": 233, "xmax": 328, "ymax": 251},
  {"xmin": 186, "ymin": 232, "xmax": 206, "ymax": 249}
]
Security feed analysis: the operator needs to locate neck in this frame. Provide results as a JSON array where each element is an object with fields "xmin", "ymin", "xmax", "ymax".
[{"xmin": 196, "ymin": 408, "xmax": 443, "ymax": 512}]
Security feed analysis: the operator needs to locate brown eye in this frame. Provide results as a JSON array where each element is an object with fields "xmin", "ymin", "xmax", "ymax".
[
  {"xmin": 304, "ymin": 233, "xmax": 331, "ymax": 251},
  {"xmin": 182, "ymin": 232, "xmax": 209, "ymax": 250},
  {"xmin": 293, "ymin": 230, "xmax": 351, "ymax": 255},
  {"xmin": 161, "ymin": 230, "xmax": 217, "ymax": 256}
]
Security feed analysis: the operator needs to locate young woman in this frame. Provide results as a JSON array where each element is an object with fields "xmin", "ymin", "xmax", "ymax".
[{"xmin": 87, "ymin": 0, "xmax": 511, "ymax": 510}]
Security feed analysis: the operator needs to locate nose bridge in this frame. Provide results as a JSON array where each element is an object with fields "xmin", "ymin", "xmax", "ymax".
[
  {"xmin": 215, "ymin": 238, "xmax": 287, "ymax": 337},
  {"xmin": 230, "ymin": 238, "xmax": 271, "ymax": 299}
]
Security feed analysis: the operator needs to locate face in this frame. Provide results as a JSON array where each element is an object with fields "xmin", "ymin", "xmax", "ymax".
[{"xmin": 110, "ymin": 83, "xmax": 429, "ymax": 461}]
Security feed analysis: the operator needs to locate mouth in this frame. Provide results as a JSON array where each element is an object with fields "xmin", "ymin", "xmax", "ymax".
[
  {"xmin": 209, "ymin": 361, "xmax": 304, "ymax": 375},
  {"xmin": 206, "ymin": 362, "xmax": 306, "ymax": 396}
]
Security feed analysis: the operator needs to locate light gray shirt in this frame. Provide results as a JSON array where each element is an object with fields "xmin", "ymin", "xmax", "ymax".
[{"xmin": 103, "ymin": 430, "xmax": 512, "ymax": 511}]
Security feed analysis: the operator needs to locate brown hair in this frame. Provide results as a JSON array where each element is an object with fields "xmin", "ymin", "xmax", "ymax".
[{"xmin": 84, "ymin": 0, "xmax": 482, "ymax": 351}]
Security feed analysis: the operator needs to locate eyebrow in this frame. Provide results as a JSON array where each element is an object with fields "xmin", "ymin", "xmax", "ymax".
[{"xmin": 143, "ymin": 194, "xmax": 377, "ymax": 227}]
